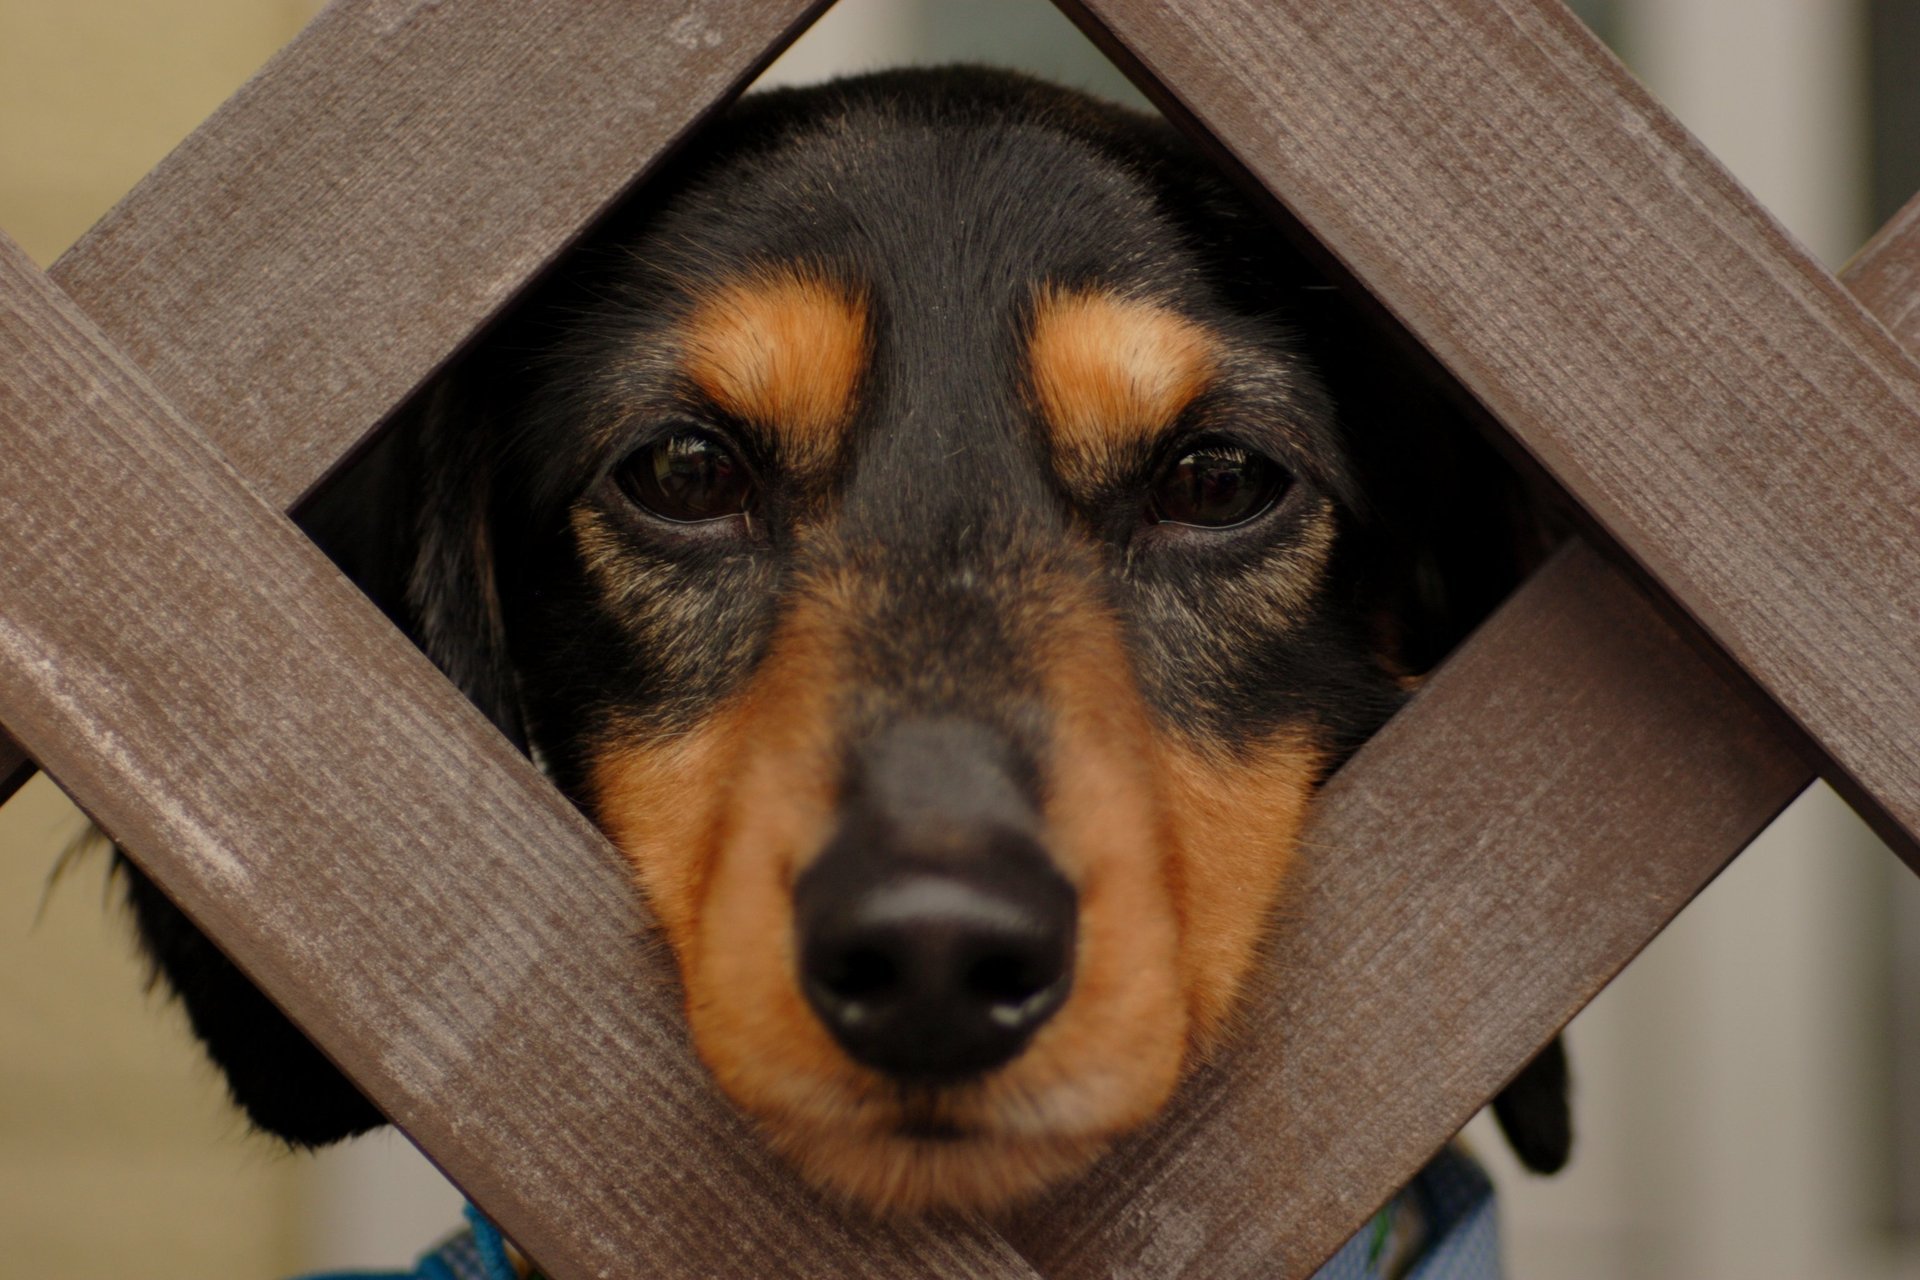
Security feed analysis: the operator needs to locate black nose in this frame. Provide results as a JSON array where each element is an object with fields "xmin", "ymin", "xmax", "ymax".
[{"xmin": 793, "ymin": 721, "xmax": 1076, "ymax": 1082}]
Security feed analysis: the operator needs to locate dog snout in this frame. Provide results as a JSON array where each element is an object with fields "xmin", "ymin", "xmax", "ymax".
[{"xmin": 793, "ymin": 718, "xmax": 1076, "ymax": 1082}]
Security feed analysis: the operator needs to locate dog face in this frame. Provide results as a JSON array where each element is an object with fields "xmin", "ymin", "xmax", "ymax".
[
  {"xmin": 413, "ymin": 70, "xmax": 1405, "ymax": 1211},
  {"xmin": 127, "ymin": 68, "xmax": 1576, "ymax": 1218}
]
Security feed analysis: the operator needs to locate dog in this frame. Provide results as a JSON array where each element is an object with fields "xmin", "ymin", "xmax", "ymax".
[{"xmin": 116, "ymin": 67, "xmax": 1569, "ymax": 1216}]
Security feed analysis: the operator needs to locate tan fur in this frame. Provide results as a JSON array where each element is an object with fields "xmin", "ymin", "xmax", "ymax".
[
  {"xmin": 683, "ymin": 268, "xmax": 869, "ymax": 470},
  {"xmin": 588, "ymin": 708, "xmax": 735, "ymax": 956},
  {"xmin": 650, "ymin": 567, "xmax": 1185, "ymax": 1211},
  {"xmin": 591, "ymin": 540, "xmax": 1321, "ymax": 1212},
  {"xmin": 1157, "ymin": 734, "xmax": 1323, "ymax": 1042},
  {"xmin": 1027, "ymin": 285, "xmax": 1220, "ymax": 490}
]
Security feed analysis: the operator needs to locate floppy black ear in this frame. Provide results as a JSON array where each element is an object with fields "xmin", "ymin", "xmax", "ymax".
[
  {"xmin": 1493, "ymin": 1035, "xmax": 1573, "ymax": 1174},
  {"xmin": 389, "ymin": 376, "xmax": 528, "ymax": 750},
  {"xmin": 1291, "ymin": 298, "xmax": 1576, "ymax": 1175},
  {"xmin": 116, "ymin": 855, "xmax": 384, "ymax": 1145},
  {"xmin": 111, "ymin": 370, "xmax": 525, "ymax": 1147}
]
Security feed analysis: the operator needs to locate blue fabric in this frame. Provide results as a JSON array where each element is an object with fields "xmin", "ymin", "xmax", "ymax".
[
  {"xmin": 293, "ymin": 1203, "xmax": 519, "ymax": 1280},
  {"xmin": 295, "ymin": 1150, "xmax": 1497, "ymax": 1280},
  {"xmin": 1312, "ymin": 1147, "xmax": 1500, "ymax": 1280}
]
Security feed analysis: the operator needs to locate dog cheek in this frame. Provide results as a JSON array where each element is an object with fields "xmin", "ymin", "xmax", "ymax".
[
  {"xmin": 678, "ymin": 596, "xmax": 862, "ymax": 1123},
  {"xmin": 1160, "ymin": 734, "xmax": 1323, "ymax": 1043},
  {"xmin": 687, "ymin": 748, "xmax": 855, "ymax": 1124},
  {"xmin": 588, "ymin": 725, "xmax": 735, "ymax": 961},
  {"xmin": 1020, "ymin": 598, "xmax": 1190, "ymax": 1130}
]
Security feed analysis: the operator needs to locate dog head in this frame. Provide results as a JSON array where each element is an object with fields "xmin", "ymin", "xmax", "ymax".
[
  {"xmin": 121, "ymin": 67, "xmax": 1564, "ymax": 1214},
  {"xmin": 401, "ymin": 69, "xmax": 1410, "ymax": 1210}
]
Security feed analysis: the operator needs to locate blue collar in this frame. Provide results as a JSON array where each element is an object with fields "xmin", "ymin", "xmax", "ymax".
[
  {"xmin": 294, "ymin": 1203, "xmax": 521, "ymax": 1280},
  {"xmin": 296, "ymin": 1147, "xmax": 1497, "ymax": 1280}
]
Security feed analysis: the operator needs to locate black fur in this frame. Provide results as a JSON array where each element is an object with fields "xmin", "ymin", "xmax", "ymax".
[{"xmin": 115, "ymin": 67, "xmax": 1570, "ymax": 1173}]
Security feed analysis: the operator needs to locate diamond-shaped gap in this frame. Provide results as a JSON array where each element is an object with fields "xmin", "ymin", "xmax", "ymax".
[
  {"xmin": 278, "ymin": 0, "xmax": 1592, "ymax": 1266},
  {"xmin": 37, "ymin": 0, "xmax": 1896, "ymax": 1274},
  {"xmin": 291, "ymin": 2, "xmax": 1843, "ymax": 1276}
]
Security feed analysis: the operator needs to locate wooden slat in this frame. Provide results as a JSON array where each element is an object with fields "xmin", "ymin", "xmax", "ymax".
[
  {"xmin": 0, "ymin": 234, "xmax": 1037, "ymax": 1279},
  {"xmin": 1007, "ymin": 540, "xmax": 1809, "ymax": 1279},
  {"xmin": 0, "ymin": 0, "xmax": 829, "ymax": 791},
  {"xmin": 51, "ymin": 0, "xmax": 831, "ymax": 513},
  {"xmin": 1055, "ymin": 0, "xmax": 1920, "ymax": 863},
  {"xmin": 998, "ymin": 11, "xmax": 1920, "ymax": 1273},
  {"xmin": 1846, "ymin": 189, "xmax": 1920, "ymax": 364}
]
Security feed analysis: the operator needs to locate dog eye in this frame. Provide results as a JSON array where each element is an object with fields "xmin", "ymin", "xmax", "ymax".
[
  {"xmin": 1148, "ymin": 442, "xmax": 1288, "ymax": 528},
  {"xmin": 617, "ymin": 430, "xmax": 754, "ymax": 524}
]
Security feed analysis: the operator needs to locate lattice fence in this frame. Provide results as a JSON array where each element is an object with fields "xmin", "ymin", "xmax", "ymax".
[{"xmin": 3, "ymin": 2, "xmax": 1918, "ymax": 1277}]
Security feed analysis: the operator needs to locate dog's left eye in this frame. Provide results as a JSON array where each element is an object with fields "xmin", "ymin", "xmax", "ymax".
[
  {"xmin": 1148, "ymin": 442, "xmax": 1288, "ymax": 529},
  {"xmin": 616, "ymin": 430, "xmax": 754, "ymax": 524}
]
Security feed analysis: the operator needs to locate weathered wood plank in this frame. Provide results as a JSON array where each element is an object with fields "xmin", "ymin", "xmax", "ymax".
[
  {"xmin": 1846, "ymin": 188, "xmax": 1920, "ymax": 376},
  {"xmin": 1007, "ymin": 541, "xmax": 1810, "ymax": 1279},
  {"xmin": 1055, "ymin": 0, "xmax": 1920, "ymax": 863},
  {"xmin": 0, "ymin": 0, "xmax": 829, "ymax": 790},
  {"xmin": 0, "ymin": 233, "xmax": 1038, "ymax": 1279},
  {"xmin": 51, "ymin": 0, "xmax": 831, "ymax": 514}
]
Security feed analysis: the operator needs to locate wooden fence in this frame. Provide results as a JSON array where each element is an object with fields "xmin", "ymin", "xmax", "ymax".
[{"xmin": 2, "ymin": 2, "xmax": 1917, "ymax": 1277}]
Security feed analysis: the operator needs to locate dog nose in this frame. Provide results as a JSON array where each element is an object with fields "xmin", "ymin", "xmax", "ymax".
[
  {"xmin": 793, "ymin": 719, "xmax": 1076, "ymax": 1081},
  {"xmin": 797, "ymin": 853, "xmax": 1076, "ymax": 1081}
]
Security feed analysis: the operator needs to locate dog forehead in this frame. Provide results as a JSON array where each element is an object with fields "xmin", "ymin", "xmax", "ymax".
[
  {"xmin": 665, "ymin": 92, "xmax": 1187, "ymax": 280},
  {"xmin": 625, "ymin": 104, "xmax": 1214, "ymax": 536}
]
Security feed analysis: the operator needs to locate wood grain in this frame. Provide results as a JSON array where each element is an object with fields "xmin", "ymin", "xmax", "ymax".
[
  {"xmin": 0, "ymin": 234, "xmax": 1039, "ymax": 1278},
  {"xmin": 1006, "ymin": 541, "xmax": 1809, "ymax": 1278},
  {"xmin": 5, "ymin": 3, "xmax": 1917, "ymax": 1276},
  {"xmin": 0, "ymin": 0, "xmax": 828, "ymax": 786},
  {"xmin": 1846, "ymin": 189, "xmax": 1920, "ymax": 376},
  {"xmin": 51, "ymin": 0, "xmax": 832, "ymax": 514},
  {"xmin": 1056, "ymin": 0, "xmax": 1920, "ymax": 864}
]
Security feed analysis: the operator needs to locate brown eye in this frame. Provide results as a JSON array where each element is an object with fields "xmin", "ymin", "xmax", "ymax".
[
  {"xmin": 1149, "ymin": 442, "xmax": 1287, "ymax": 528},
  {"xmin": 617, "ymin": 430, "xmax": 753, "ymax": 524}
]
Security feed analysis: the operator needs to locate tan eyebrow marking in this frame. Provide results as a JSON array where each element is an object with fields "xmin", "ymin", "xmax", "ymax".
[
  {"xmin": 682, "ymin": 267, "xmax": 870, "ymax": 469},
  {"xmin": 1028, "ymin": 286, "xmax": 1221, "ymax": 487}
]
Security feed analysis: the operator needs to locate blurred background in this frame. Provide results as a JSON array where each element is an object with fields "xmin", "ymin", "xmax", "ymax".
[{"xmin": 1, "ymin": 0, "xmax": 1916, "ymax": 1275}]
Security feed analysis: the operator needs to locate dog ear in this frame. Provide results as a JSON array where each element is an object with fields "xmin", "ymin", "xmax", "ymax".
[
  {"xmin": 1292, "ymin": 296, "xmax": 1576, "ymax": 1174},
  {"xmin": 391, "ymin": 375, "xmax": 528, "ymax": 749},
  {"xmin": 116, "ymin": 853, "xmax": 384, "ymax": 1145},
  {"xmin": 1493, "ymin": 1035, "xmax": 1573, "ymax": 1174},
  {"xmin": 109, "ymin": 369, "xmax": 529, "ymax": 1149},
  {"xmin": 288, "ymin": 369, "xmax": 527, "ymax": 749}
]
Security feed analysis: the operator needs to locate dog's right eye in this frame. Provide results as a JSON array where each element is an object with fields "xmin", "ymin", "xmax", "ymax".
[
  {"xmin": 616, "ymin": 430, "xmax": 755, "ymax": 524},
  {"xmin": 1146, "ymin": 441, "xmax": 1288, "ymax": 529}
]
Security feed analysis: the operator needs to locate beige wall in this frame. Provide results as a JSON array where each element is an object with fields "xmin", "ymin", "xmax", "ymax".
[
  {"xmin": 0, "ymin": 778, "xmax": 303, "ymax": 1277},
  {"xmin": 0, "ymin": 3, "xmax": 317, "ymax": 1275}
]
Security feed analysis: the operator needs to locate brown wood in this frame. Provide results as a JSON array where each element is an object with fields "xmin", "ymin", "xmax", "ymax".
[
  {"xmin": 1846, "ymin": 189, "xmax": 1920, "ymax": 368},
  {"xmin": 1056, "ymin": 0, "xmax": 1920, "ymax": 865},
  {"xmin": 1006, "ymin": 540, "xmax": 1810, "ymax": 1279},
  {"xmin": 0, "ymin": 232, "xmax": 1039, "ymax": 1279},
  {"xmin": 0, "ymin": 0, "xmax": 830, "ymax": 790},
  {"xmin": 5, "ymin": 3, "xmax": 1919, "ymax": 1276},
  {"xmin": 52, "ymin": 0, "xmax": 832, "ymax": 513}
]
